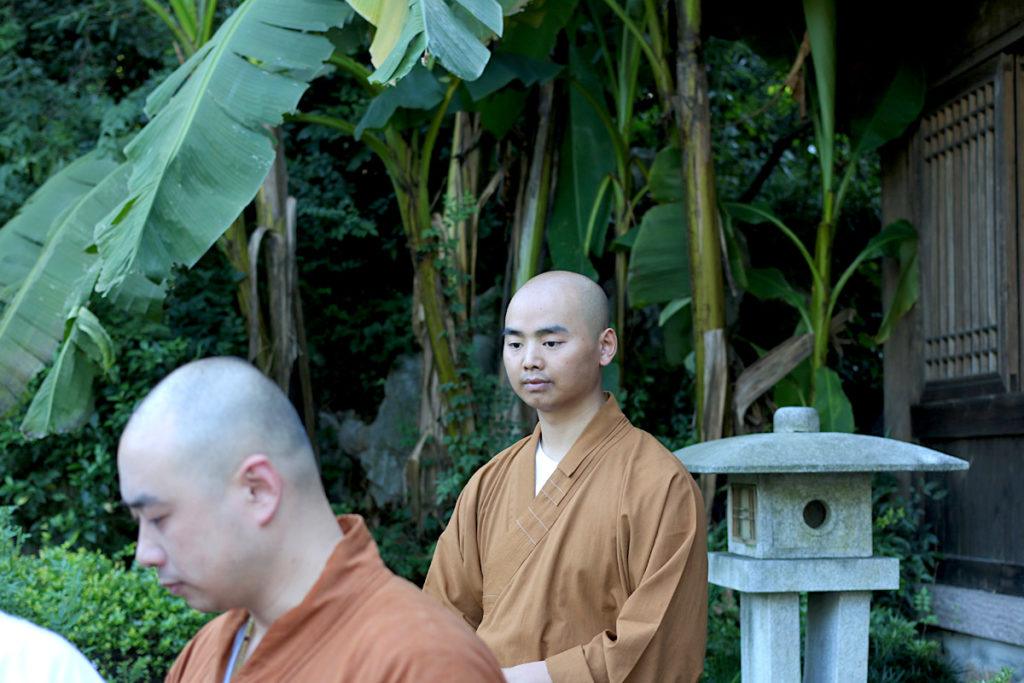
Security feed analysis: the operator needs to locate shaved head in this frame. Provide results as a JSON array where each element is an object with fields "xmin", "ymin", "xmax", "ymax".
[
  {"xmin": 509, "ymin": 271, "xmax": 609, "ymax": 337},
  {"xmin": 119, "ymin": 357, "xmax": 318, "ymax": 493},
  {"xmin": 502, "ymin": 271, "xmax": 617, "ymax": 419}
]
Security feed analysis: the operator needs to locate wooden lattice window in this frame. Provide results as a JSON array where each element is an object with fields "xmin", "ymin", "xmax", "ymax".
[
  {"xmin": 731, "ymin": 484, "xmax": 756, "ymax": 544},
  {"xmin": 918, "ymin": 55, "xmax": 1020, "ymax": 398}
]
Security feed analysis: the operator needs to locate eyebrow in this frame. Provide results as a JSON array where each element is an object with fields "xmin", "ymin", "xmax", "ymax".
[{"xmin": 502, "ymin": 325, "xmax": 569, "ymax": 337}]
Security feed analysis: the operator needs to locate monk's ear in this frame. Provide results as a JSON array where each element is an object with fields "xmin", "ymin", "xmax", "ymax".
[
  {"xmin": 597, "ymin": 327, "xmax": 618, "ymax": 366},
  {"xmin": 237, "ymin": 455, "xmax": 282, "ymax": 526}
]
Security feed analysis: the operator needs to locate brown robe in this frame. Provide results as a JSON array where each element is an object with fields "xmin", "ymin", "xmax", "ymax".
[
  {"xmin": 424, "ymin": 396, "xmax": 708, "ymax": 682},
  {"xmin": 165, "ymin": 515, "xmax": 503, "ymax": 682}
]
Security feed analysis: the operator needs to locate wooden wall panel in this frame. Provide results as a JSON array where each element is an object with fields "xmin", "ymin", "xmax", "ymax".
[{"xmin": 921, "ymin": 436, "xmax": 1024, "ymax": 596}]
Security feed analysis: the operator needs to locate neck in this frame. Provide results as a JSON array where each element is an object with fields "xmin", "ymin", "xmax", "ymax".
[
  {"xmin": 247, "ymin": 503, "xmax": 343, "ymax": 639},
  {"xmin": 537, "ymin": 390, "xmax": 606, "ymax": 460}
]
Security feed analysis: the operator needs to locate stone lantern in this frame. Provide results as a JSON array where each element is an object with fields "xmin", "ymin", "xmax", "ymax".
[{"xmin": 675, "ymin": 407, "xmax": 968, "ymax": 683}]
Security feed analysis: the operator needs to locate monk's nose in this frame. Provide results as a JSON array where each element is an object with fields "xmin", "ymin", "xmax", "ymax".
[
  {"xmin": 523, "ymin": 343, "xmax": 543, "ymax": 369},
  {"xmin": 135, "ymin": 526, "xmax": 166, "ymax": 568}
]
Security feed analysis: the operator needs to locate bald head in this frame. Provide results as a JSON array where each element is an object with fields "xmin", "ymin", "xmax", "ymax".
[
  {"xmin": 119, "ymin": 357, "xmax": 318, "ymax": 493},
  {"xmin": 509, "ymin": 271, "xmax": 609, "ymax": 337},
  {"xmin": 502, "ymin": 271, "xmax": 617, "ymax": 418}
]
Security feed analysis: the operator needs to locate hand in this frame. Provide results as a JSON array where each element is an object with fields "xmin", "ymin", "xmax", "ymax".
[{"xmin": 502, "ymin": 661, "xmax": 553, "ymax": 683}]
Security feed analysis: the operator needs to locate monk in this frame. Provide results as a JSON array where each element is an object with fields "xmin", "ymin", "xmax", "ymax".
[
  {"xmin": 424, "ymin": 271, "xmax": 708, "ymax": 682},
  {"xmin": 117, "ymin": 357, "xmax": 503, "ymax": 682}
]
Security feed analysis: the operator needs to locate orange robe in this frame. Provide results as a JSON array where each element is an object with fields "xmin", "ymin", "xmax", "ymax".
[
  {"xmin": 165, "ymin": 515, "xmax": 503, "ymax": 682},
  {"xmin": 424, "ymin": 396, "xmax": 708, "ymax": 682}
]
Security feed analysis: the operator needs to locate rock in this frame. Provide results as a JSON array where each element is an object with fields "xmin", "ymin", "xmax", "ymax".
[{"xmin": 323, "ymin": 354, "xmax": 422, "ymax": 508}]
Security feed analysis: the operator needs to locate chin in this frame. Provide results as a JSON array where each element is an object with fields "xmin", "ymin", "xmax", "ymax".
[
  {"xmin": 515, "ymin": 392, "xmax": 555, "ymax": 413},
  {"xmin": 183, "ymin": 593, "xmax": 221, "ymax": 614}
]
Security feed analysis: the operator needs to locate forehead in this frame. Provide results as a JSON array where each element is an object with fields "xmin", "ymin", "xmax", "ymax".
[
  {"xmin": 117, "ymin": 426, "xmax": 182, "ymax": 501},
  {"xmin": 505, "ymin": 285, "xmax": 584, "ymax": 331}
]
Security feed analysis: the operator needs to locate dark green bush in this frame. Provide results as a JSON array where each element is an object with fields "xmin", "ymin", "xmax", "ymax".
[{"xmin": 0, "ymin": 509, "xmax": 210, "ymax": 682}]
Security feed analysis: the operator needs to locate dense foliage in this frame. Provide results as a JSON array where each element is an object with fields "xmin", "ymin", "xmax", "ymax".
[{"xmin": 0, "ymin": 508, "xmax": 210, "ymax": 681}]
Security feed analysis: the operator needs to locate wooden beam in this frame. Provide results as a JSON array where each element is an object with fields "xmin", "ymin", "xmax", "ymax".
[{"xmin": 931, "ymin": 583, "xmax": 1024, "ymax": 647}]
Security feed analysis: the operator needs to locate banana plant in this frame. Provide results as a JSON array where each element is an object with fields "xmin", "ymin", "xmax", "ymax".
[
  {"xmin": 0, "ymin": 0, "xmax": 403, "ymax": 435},
  {"xmin": 623, "ymin": 0, "xmax": 924, "ymax": 432},
  {"xmin": 0, "ymin": 0, "xmax": 535, "ymax": 436},
  {"xmin": 292, "ymin": 2, "xmax": 558, "ymax": 437},
  {"xmin": 141, "ymin": 0, "xmax": 219, "ymax": 58},
  {"xmin": 544, "ymin": 0, "xmax": 675, "ymax": 384},
  {"xmin": 723, "ymin": 0, "xmax": 925, "ymax": 426}
]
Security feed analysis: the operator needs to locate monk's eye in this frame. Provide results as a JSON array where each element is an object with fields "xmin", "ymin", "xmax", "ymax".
[
  {"xmin": 506, "ymin": 341, "xmax": 522, "ymax": 350},
  {"xmin": 543, "ymin": 340, "xmax": 563, "ymax": 348}
]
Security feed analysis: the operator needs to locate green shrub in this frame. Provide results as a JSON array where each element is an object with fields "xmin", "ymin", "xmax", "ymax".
[
  {"xmin": 0, "ymin": 509, "xmax": 211, "ymax": 682},
  {"xmin": 868, "ymin": 604, "xmax": 955, "ymax": 683}
]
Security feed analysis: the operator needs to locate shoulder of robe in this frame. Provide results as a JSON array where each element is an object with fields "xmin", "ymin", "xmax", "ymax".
[
  {"xmin": 461, "ymin": 431, "xmax": 533, "ymax": 491},
  {"xmin": 168, "ymin": 610, "xmax": 238, "ymax": 677},
  {"xmin": 622, "ymin": 428, "xmax": 696, "ymax": 485},
  {"xmin": 354, "ymin": 588, "xmax": 501, "ymax": 680}
]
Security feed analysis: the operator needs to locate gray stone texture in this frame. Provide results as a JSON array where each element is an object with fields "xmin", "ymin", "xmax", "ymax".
[
  {"xmin": 675, "ymin": 432, "xmax": 969, "ymax": 474},
  {"xmin": 727, "ymin": 473, "xmax": 872, "ymax": 558},
  {"xmin": 774, "ymin": 406, "xmax": 821, "ymax": 433},
  {"xmin": 708, "ymin": 553, "xmax": 899, "ymax": 593},
  {"xmin": 325, "ymin": 354, "xmax": 421, "ymax": 507},
  {"xmin": 676, "ymin": 408, "xmax": 969, "ymax": 683},
  {"xmin": 803, "ymin": 591, "xmax": 872, "ymax": 683},
  {"xmin": 741, "ymin": 592, "xmax": 801, "ymax": 683}
]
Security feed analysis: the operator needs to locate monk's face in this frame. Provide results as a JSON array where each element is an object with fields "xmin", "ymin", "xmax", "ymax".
[
  {"xmin": 118, "ymin": 428, "xmax": 252, "ymax": 613},
  {"xmin": 502, "ymin": 281, "xmax": 611, "ymax": 416}
]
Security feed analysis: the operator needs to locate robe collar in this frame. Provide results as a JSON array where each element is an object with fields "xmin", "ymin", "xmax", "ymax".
[
  {"xmin": 515, "ymin": 393, "xmax": 630, "ymax": 509},
  {"xmin": 235, "ymin": 515, "xmax": 389, "ymax": 676}
]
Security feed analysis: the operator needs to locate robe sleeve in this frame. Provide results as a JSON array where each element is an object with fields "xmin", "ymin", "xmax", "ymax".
[
  {"xmin": 544, "ymin": 463, "xmax": 708, "ymax": 683},
  {"xmin": 422, "ymin": 473, "xmax": 486, "ymax": 630}
]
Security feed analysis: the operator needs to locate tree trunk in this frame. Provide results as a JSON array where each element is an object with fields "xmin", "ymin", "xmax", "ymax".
[{"xmin": 677, "ymin": 0, "xmax": 727, "ymax": 515}]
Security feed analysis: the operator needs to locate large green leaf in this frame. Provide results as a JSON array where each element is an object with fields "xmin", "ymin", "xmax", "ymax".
[
  {"xmin": 355, "ymin": 65, "xmax": 446, "ymax": 137},
  {"xmin": 477, "ymin": 89, "xmax": 526, "ymax": 138},
  {"xmin": 0, "ymin": 164, "xmax": 130, "ymax": 418},
  {"xmin": 661, "ymin": 298, "xmax": 693, "ymax": 368},
  {"xmin": 830, "ymin": 219, "xmax": 917, "ymax": 314},
  {"xmin": 746, "ymin": 267, "xmax": 810, "ymax": 326},
  {"xmin": 648, "ymin": 146, "xmax": 682, "ymax": 204},
  {"xmin": 364, "ymin": 0, "xmax": 504, "ymax": 84},
  {"xmin": 93, "ymin": 0, "xmax": 347, "ymax": 297},
  {"xmin": 850, "ymin": 65, "xmax": 925, "ymax": 159},
  {"xmin": 21, "ymin": 307, "xmax": 115, "ymax": 438},
  {"xmin": 347, "ymin": 0, "xmax": 409, "ymax": 67},
  {"xmin": 626, "ymin": 202, "xmax": 690, "ymax": 307},
  {"xmin": 774, "ymin": 357, "xmax": 811, "ymax": 408},
  {"xmin": 803, "ymin": 0, "xmax": 836, "ymax": 189},
  {"xmin": 875, "ymin": 233, "xmax": 919, "ymax": 344},
  {"xmin": 814, "ymin": 366, "xmax": 854, "ymax": 433},
  {"xmin": 465, "ymin": 51, "xmax": 561, "ymax": 101},
  {"xmin": 547, "ymin": 43, "xmax": 615, "ymax": 278},
  {"xmin": 0, "ymin": 153, "xmax": 119, "ymax": 305},
  {"xmin": 501, "ymin": 0, "xmax": 576, "ymax": 60}
]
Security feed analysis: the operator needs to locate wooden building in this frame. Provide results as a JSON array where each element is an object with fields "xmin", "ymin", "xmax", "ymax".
[{"xmin": 882, "ymin": 1, "xmax": 1024, "ymax": 677}]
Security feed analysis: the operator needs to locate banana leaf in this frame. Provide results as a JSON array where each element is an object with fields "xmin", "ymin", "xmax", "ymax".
[
  {"xmin": 0, "ymin": 164, "xmax": 130, "ymax": 418},
  {"xmin": 626, "ymin": 202, "xmax": 690, "ymax": 307},
  {"xmin": 357, "ymin": 0, "xmax": 505, "ymax": 84},
  {"xmin": 21, "ymin": 307, "xmax": 115, "ymax": 438},
  {"xmin": 94, "ymin": 0, "xmax": 348, "ymax": 297},
  {"xmin": 0, "ymin": 152, "xmax": 119, "ymax": 306}
]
